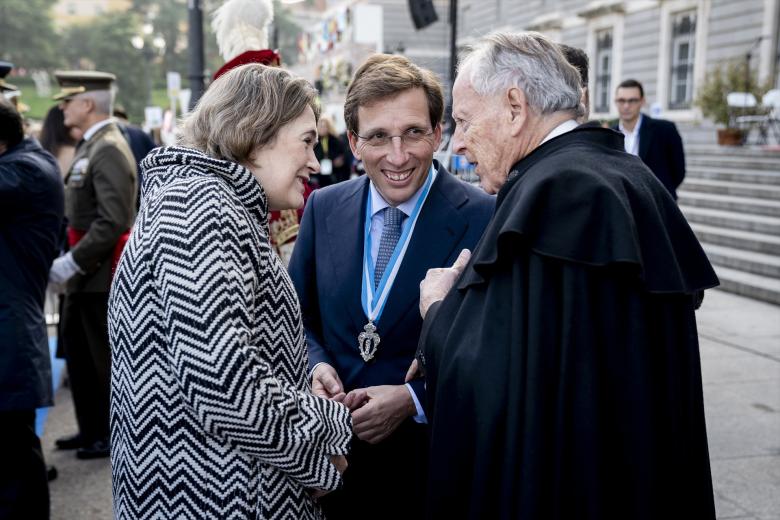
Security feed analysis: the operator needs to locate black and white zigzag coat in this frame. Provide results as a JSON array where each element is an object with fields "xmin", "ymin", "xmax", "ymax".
[{"xmin": 108, "ymin": 146, "xmax": 352, "ymax": 519}]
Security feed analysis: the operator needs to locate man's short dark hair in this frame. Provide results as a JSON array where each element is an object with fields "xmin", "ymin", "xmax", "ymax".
[
  {"xmin": 344, "ymin": 54, "xmax": 444, "ymax": 135},
  {"xmin": 617, "ymin": 78, "xmax": 644, "ymax": 98},
  {"xmin": 559, "ymin": 44, "xmax": 588, "ymax": 87},
  {"xmin": 0, "ymin": 97, "xmax": 24, "ymax": 149}
]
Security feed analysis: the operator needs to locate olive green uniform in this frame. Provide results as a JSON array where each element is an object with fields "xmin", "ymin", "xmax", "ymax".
[{"xmin": 62, "ymin": 121, "xmax": 136, "ymax": 444}]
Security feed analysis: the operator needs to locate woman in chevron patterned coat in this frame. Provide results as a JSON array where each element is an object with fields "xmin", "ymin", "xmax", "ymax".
[{"xmin": 107, "ymin": 64, "xmax": 353, "ymax": 519}]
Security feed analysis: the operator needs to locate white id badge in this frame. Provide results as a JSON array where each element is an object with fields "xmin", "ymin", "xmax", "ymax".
[{"xmin": 320, "ymin": 158, "xmax": 333, "ymax": 175}]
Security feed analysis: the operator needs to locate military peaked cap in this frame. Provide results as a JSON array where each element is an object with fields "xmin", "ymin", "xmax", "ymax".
[
  {"xmin": 0, "ymin": 61, "xmax": 18, "ymax": 92},
  {"xmin": 53, "ymin": 70, "xmax": 116, "ymax": 100}
]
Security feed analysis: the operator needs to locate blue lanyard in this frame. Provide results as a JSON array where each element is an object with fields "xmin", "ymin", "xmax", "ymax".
[{"xmin": 361, "ymin": 166, "xmax": 435, "ymax": 323}]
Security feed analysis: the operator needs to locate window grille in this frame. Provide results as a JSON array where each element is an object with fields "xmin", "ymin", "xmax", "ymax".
[
  {"xmin": 669, "ymin": 10, "xmax": 696, "ymax": 109},
  {"xmin": 595, "ymin": 29, "xmax": 613, "ymax": 113}
]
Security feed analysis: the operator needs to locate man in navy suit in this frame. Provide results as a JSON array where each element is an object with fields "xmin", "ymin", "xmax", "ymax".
[
  {"xmin": 613, "ymin": 79, "xmax": 686, "ymax": 198},
  {"xmin": 288, "ymin": 55, "xmax": 493, "ymax": 519}
]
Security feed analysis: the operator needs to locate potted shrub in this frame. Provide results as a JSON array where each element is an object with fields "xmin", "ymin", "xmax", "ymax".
[{"xmin": 695, "ymin": 61, "xmax": 769, "ymax": 145}]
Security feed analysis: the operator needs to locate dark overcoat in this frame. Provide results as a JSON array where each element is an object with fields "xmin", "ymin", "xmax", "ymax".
[
  {"xmin": 420, "ymin": 127, "xmax": 718, "ymax": 520},
  {"xmin": 0, "ymin": 138, "xmax": 64, "ymax": 410},
  {"xmin": 613, "ymin": 114, "xmax": 686, "ymax": 198}
]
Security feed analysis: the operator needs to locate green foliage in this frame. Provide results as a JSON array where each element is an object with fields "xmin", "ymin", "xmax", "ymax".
[
  {"xmin": 158, "ymin": 2, "xmax": 186, "ymax": 78},
  {"xmin": 127, "ymin": 0, "xmax": 225, "ymax": 91},
  {"xmin": 273, "ymin": 0, "xmax": 302, "ymax": 65},
  {"xmin": 59, "ymin": 13, "xmax": 149, "ymax": 121},
  {"xmin": 0, "ymin": 0, "xmax": 59, "ymax": 68},
  {"xmin": 15, "ymin": 77, "xmax": 57, "ymax": 120},
  {"xmin": 695, "ymin": 61, "xmax": 772, "ymax": 127},
  {"xmin": 205, "ymin": 21, "xmax": 224, "ymax": 79},
  {"xmin": 3, "ymin": 0, "xmax": 301, "ymax": 121},
  {"xmin": 145, "ymin": 0, "xmax": 192, "ymax": 83}
]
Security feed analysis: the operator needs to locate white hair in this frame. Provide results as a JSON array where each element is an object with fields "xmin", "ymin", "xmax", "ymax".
[
  {"xmin": 459, "ymin": 31, "xmax": 584, "ymax": 118},
  {"xmin": 81, "ymin": 89, "xmax": 114, "ymax": 116}
]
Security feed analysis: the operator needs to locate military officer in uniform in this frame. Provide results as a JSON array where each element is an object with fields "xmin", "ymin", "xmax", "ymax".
[
  {"xmin": 49, "ymin": 71, "xmax": 136, "ymax": 459},
  {"xmin": 0, "ymin": 62, "xmax": 19, "ymax": 104},
  {"xmin": 0, "ymin": 61, "xmax": 30, "ymax": 120}
]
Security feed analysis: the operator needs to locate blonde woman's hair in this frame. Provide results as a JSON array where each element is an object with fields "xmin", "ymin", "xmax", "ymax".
[{"xmin": 179, "ymin": 63, "xmax": 320, "ymax": 163}]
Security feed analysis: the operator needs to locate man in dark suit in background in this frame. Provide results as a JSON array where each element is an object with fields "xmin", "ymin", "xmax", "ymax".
[
  {"xmin": 613, "ymin": 78, "xmax": 686, "ymax": 198},
  {"xmin": 288, "ymin": 54, "xmax": 493, "ymax": 519},
  {"xmin": 0, "ymin": 98, "xmax": 64, "ymax": 519},
  {"xmin": 559, "ymin": 43, "xmax": 590, "ymax": 122}
]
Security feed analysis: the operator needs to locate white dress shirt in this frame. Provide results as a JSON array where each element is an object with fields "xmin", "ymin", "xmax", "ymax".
[
  {"xmin": 367, "ymin": 167, "xmax": 438, "ymax": 264},
  {"xmin": 367, "ymin": 166, "xmax": 438, "ymax": 423},
  {"xmin": 311, "ymin": 166, "xmax": 438, "ymax": 423},
  {"xmin": 618, "ymin": 114, "xmax": 643, "ymax": 156},
  {"xmin": 541, "ymin": 119, "xmax": 580, "ymax": 144},
  {"xmin": 83, "ymin": 118, "xmax": 114, "ymax": 141}
]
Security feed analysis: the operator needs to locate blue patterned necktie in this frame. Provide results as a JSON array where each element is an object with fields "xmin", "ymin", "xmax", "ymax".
[{"xmin": 374, "ymin": 206, "xmax": 405, "ymax": 289}]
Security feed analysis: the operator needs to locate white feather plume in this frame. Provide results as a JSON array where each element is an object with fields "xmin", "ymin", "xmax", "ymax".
[{"xmin": 212, "ymin": 0, "xmax": 274, "ymax": 62}]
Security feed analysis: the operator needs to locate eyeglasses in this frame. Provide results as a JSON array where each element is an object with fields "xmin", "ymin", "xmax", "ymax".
[
  {"xmin": 353, "ymin": 127, "xmax": 435, "ymax": 148},
  {"xmin": 615, "ymin": 98, "xmax": 642, "ymax": 105}
]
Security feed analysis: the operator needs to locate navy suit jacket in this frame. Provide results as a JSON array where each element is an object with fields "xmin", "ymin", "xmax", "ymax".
[
  {"xmin": 613, "ymin": 114, "xmax": 686, "ymax": 198},
  {"xmin": 289, "ymin": 164, "xmax": 494, "ymax": 409}
]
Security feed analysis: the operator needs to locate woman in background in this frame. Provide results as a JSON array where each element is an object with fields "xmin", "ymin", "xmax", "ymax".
[
  {"xmin": 38, "ymin": 105, "xmax": 82, "ymax": 178},
  {"xmin": 37, "ymin": 105, "xmax": 82, "ymax": 361},
  {"xmin": 312, "ymin": 115, "xmax": 350, "ymax": 187}
]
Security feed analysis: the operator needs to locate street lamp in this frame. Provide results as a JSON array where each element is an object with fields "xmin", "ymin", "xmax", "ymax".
[
  {"xmin": 187, "ymin": 0, "xmax": 205, "ymax": 110},
  {"xmin": 130, "ymin": 26, "xmax": 166, "ymax": 108}
]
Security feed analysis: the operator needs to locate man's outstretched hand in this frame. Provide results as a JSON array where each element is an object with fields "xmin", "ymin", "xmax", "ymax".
[
  {"xmin": 405, "ymin": 359, "xmax": 421, "ymax": 382},
  {"xmin": 419, "ymin": 249, "xmax": 471, "ymax": 319},
  {"xmin": 312, "ymin": 363, "xmax": 346, "ymax": 403},
  {"xmin": 343, "ymin": 385, "xmax": 415, "ymax": 444}
]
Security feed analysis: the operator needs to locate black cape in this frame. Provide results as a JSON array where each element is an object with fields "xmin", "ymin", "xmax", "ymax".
[{"xmin": 419, "ymin": 126, "xmax": 718, "ymax": 520}]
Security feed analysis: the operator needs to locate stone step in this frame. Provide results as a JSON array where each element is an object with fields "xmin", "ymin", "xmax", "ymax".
[
  {"xmin": 681, "ymin": 134, "xmax": 717, "ymax": 145},
  {"xmin": 678, "ymin": 191, "xmax": 780, "ymax": 217},
  {"xmin": 681, "ymin": 206, "xmax": 780, "ymax": 235},
  {"xmin": 686, "ymin": 143, "xmax": 780, "ymax": 157},
  {"xmin": 686, "ymin": 155, "xmax": 780, "ymax": 172},
  {"xmin": 702, "ymin": 243, "xmax": 780, "ymax": 279},
  {"xmin": 680, "ymin": 178, "xmax": 780, "ymax": 200},
  {"xmin": 690, "ymin": 223, "xmax": 780, "ymax": 255},
  {"xmin": 710, "ymin": 264, "xmax": 780, "ymax": 306},
  {"xmin": 684, "ymin": 166, "xmax": 780, "ymax": 186},
  {"xmin": 678, "ymin": 124, "xmax": 718, "ymax": 146}
]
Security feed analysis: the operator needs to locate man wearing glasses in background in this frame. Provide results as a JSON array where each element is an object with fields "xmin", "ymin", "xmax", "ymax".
[
  {"xmin": 289, "ymin": 54, "xmax": 493, "ymax": 519},
  {"xmin": 613, "ymin": 78, "xmax": 686, "ymax": 199}
]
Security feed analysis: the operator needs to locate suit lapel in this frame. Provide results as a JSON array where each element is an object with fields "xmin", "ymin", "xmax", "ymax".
[
  {"xmin": 376, "ymin": 168, "xmax": 470, "ymax": 334},
  {"xmin": 325, "ymin": 178, "xmax": 371, "ymax": 334},
  {"xmin": 638, "ymin": 114, "xmax": 653, "ymax": 160}
]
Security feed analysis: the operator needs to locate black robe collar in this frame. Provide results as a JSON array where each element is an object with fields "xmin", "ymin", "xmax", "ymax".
[{"xmin": 460, "ymin": 126, "xmax": 718, "ymax": 294}]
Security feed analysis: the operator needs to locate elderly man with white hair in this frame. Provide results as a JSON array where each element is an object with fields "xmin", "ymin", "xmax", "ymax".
[{"xmin": 416, "ymin": 32, "xmax": 718, "ymax": 519}]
